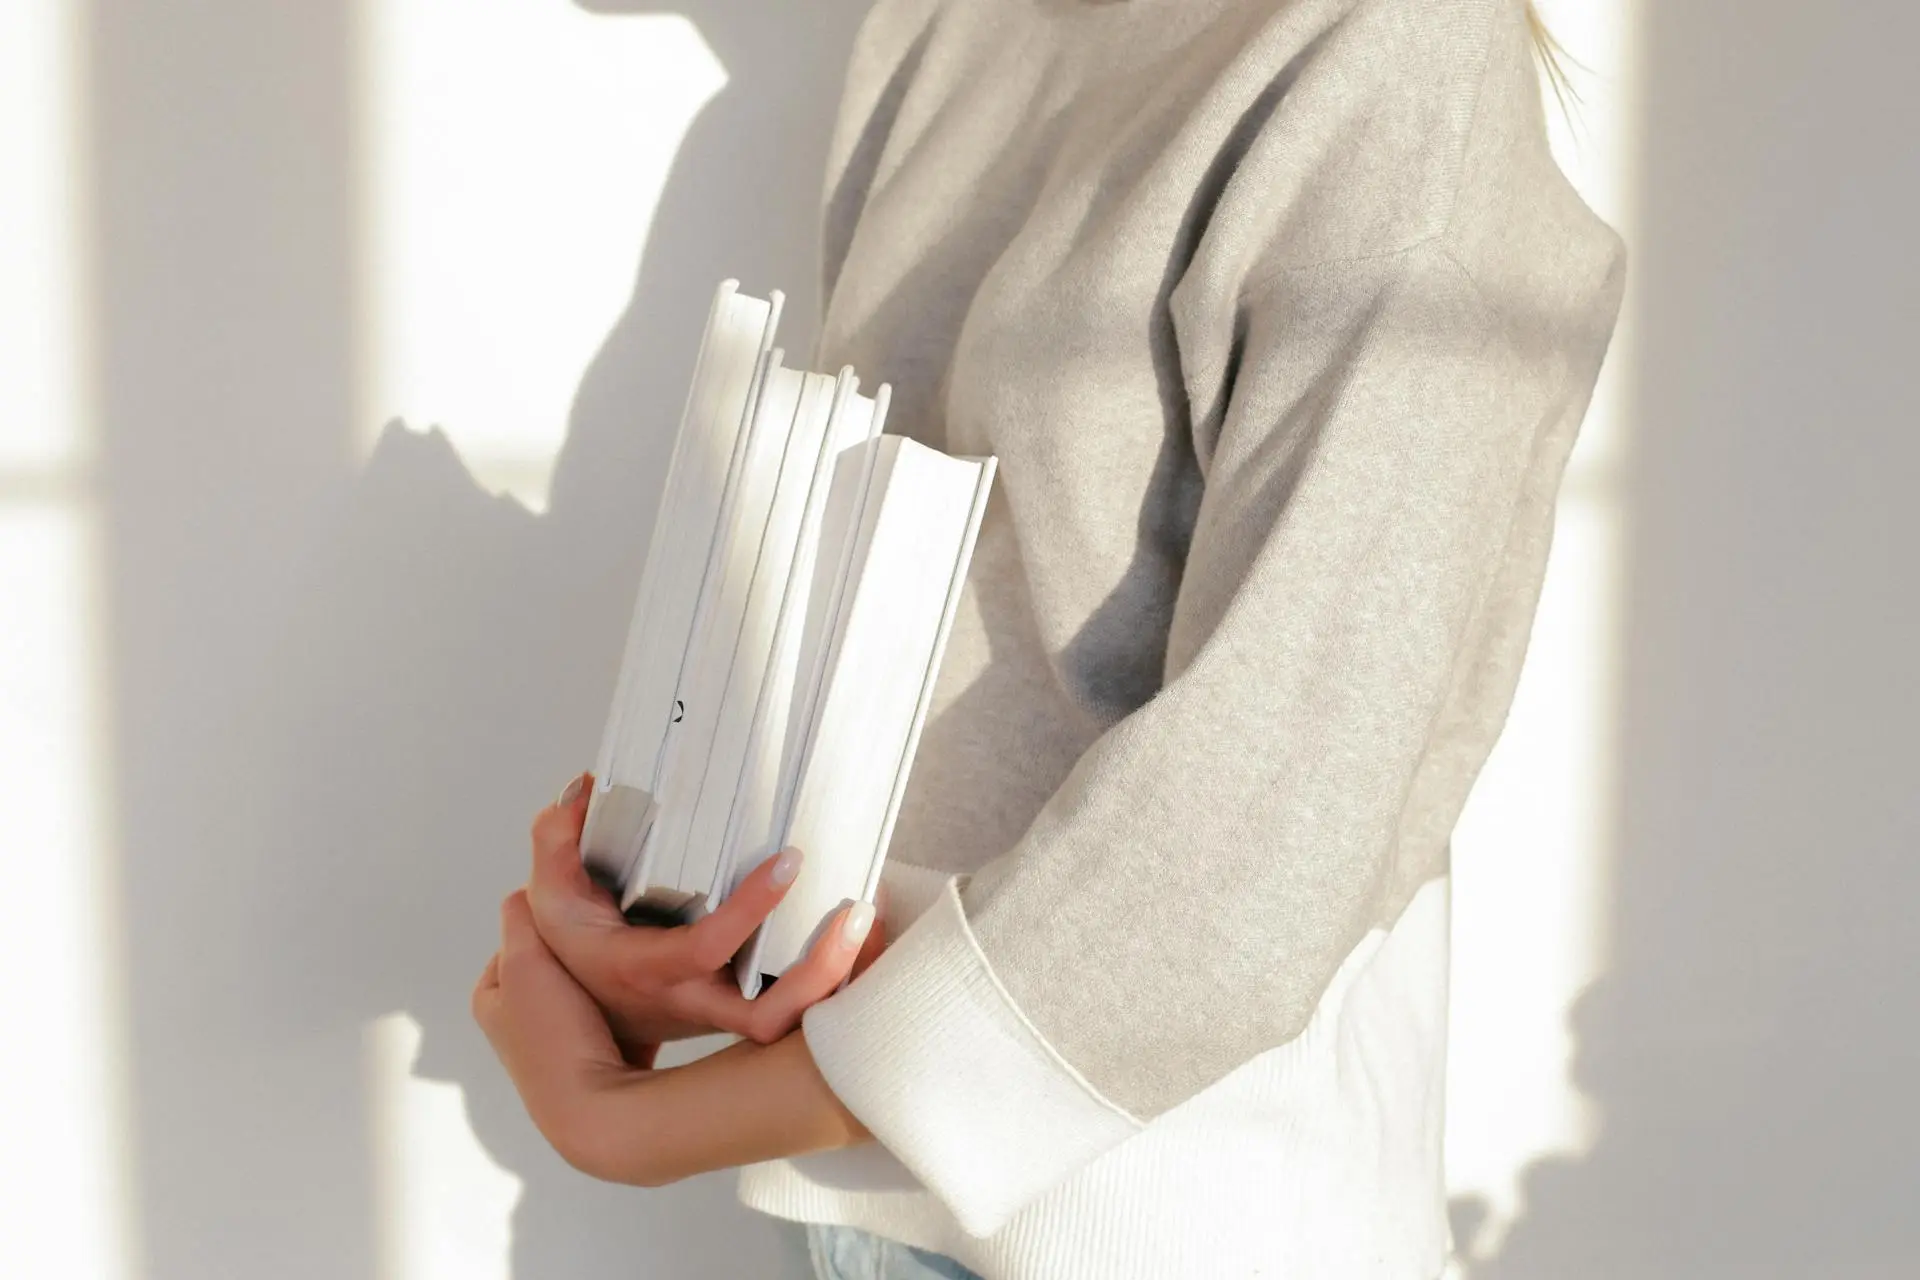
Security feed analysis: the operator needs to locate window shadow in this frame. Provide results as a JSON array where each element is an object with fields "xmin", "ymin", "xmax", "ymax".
[
  {"xmin": 89, "ymin": 0, "xmax": 868, "ymax": 1276},
  {"xmin": 1450, "ymin": 4, "xmax": 1920, "ymax": 1276}
]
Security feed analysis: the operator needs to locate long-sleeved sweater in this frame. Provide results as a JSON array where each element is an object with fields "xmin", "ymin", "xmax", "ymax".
[{"xmin": 737, "ymin": 1, "xmax": 1626, "ymax": 1275}]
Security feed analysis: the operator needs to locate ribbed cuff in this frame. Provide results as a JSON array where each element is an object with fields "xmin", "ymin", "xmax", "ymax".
[
  {"xmin": 874, "ymin": 859, "xmax": 952, "ymax": 931},
  {"xmin": 800, "ymin": 876, "xmax": 1143, "ymax": 1237}
]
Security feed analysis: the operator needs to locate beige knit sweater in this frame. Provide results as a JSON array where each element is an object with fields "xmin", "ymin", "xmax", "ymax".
[{"xmin": 739, "ymin": 0, "xmax": 1625, "ymax": 1273}]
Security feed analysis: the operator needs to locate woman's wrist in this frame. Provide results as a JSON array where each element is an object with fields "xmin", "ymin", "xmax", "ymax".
[{"xmin": 560, "ymin": 1030, "xmax": 871, "ymax": 1186}]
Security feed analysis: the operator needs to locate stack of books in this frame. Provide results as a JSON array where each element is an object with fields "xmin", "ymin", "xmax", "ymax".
[{"xmin": 581, "ymin": 280, "xmax": 996, "ymax": 995}]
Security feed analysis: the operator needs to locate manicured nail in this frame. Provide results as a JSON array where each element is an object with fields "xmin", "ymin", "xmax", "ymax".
[
  {"xmin": 842, "ymin": 900, "xmax": 874, "ymax": 948},
  {"xmin": 769, "ymin": 847, "xmax": 802, "ymax": 887},
  {"xmin": 558, "ymin": 773, "xmax": 587, "ymax": 807}
]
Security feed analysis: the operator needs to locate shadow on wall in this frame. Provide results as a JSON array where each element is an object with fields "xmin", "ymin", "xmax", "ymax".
[
  {"xmin": 1451, "ymin": 3, "xmax": 1920, "ymax": 1277},
  {"xmin": 92, "ymin": 1, "xmax": 867, "ymax": 1276}
]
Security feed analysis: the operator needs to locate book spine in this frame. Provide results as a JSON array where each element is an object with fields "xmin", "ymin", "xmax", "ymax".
[
  {"xmin": 593, "ymin": 278, "xmax": 734, "ymax": 790},
  {"xmin": 640, "ymin": 290, "xmax": 784, "ymax": 902},
  {"xmin": 683, "ymin": 354, "xmax": 804, "ymax": 908},
  {"xmin": 712, "ymin": 394, "xmax": 827, "ymax": 905},
  {"xmin": 768, "ymin": 371, "xmax": 887, "ymax": 852},
  {"xmin": 653, "ymin": 290, "xmax": 784, "ymax": 791},
  {"xmin": 859, "ymin": 458, "xmax": 992, "ymax": 914}
]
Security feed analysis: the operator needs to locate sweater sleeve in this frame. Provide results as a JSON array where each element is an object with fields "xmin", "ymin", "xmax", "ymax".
[{"xmin": 800, "ymin": 235, "xmax": 1626, "ymax": 1236}]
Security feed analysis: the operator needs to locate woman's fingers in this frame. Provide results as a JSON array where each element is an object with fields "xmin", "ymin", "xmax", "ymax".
[
  {"xmin": 502, "ymin": 888, "xmax": 585, "ymax": 985},
  {"xmin": 478, "ymin": 893, "xmax": 548, "ymax": 1048},
  {"xmin": 471, "ymin": 951, "xmax": 503, "ymax": 1029},
  {"xmin": 669, "ymin": 980, "xmax": 758, "ymax": 1039},
  {"xmin": 530, "ymin": 773, "xmax": 596, "ymax": 888},
  {"xmin": 733, "ymin": 902, "xmax": 875, "ymax": 1044},
  {"xmin": 667, "ymin": 848, "xmax": 804, "ymax": 979},
  {"xmin": 500, "ymin": 888, "xmax": 544, "ymax": 956},
  {"xmin": 849, "ymin": 900, "xmax": 888, "ymax": 978},
  {"xmin": 528, "ymin": 774, "xmax": 626, "ymax": 940},
  {"xmin": 496, "ymin": 889, "xmax": 627, "ymax": 1066},
  {"xmin": 519, "ymin": 819, "xmax": 860, "ymax": 1044},
  {"xmin": 666, "ymin": 898, "xmax": 869, "ymax": 1044}
]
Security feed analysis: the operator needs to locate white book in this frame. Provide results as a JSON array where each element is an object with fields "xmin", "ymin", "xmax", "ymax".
[
  {"xmin": 581, "ymin": 281, "xmax": 780, "ymax": 901},
  {"xmin": 673, "ymin": 362, "xmax": 833, "ymax": 902},
  {"xmin": 737, "ymin": 433, "xmax": 995, "ymax": 993},
  {"xmin": 641, "ymin": 351, "xmax": 811, "ymax": 903},
  {"xmin": 581, "ymin": 281, "xmax": 996, "ymax": 990}
]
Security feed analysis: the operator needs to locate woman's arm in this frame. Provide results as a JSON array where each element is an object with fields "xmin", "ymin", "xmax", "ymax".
[
  {"xmin": 585, "ymin": 1033, "xmax": 870, "ymax": 1186},
  {"xmin": 473, "ymin": 889, "xmax": 869, "ymax": 1187},
  {"xmin": 520, "ymin": 775, "xmax": 878, "ymax": 1058},
  {"xmin": 796, "ymin": 233, "xmax": 1628, "ymax": 1236}
]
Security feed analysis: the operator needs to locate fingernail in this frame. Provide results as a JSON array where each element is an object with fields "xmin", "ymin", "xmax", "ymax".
[
  {"xmin": 770, "ymin": 847, "xmax": 802, "ymax": 887},
  {"xmin": 842, "ymin": 900, "xmax": 874, "ymax": 948},
  {"xmin": 558, "ymin": 773, "xmax": 587, "ymax": 807}
]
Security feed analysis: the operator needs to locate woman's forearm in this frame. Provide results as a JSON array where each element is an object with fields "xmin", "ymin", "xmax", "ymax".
[{"xmin": 572, "ymin": 1030, "xmax": 872, "ymax": 1186}]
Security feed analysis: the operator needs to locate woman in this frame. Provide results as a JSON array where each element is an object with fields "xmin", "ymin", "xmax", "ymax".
[{"xmin": 472, "ymin": 0, "xmax": 1625, "ymax": 1276}]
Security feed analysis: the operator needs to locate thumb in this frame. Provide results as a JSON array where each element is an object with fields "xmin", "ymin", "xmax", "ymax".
[
  {"xmin": 850, "ymin": 893, "xmax": 889, "ymax": 978},
  {"xmin": 529, "ymin": 772, "xmax": 603, "ymax": 906}
]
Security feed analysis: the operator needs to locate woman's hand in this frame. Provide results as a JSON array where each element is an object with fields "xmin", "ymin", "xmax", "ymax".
[
  {"xmin": 473, "ymin": 889, "xmax": 870, "ymax": 1186},
  {"xmin": 472, "ymin": 890, "xmax": 642, "ymax": 1153},
  {"xmin": 526, "ymin": 774, "xmax": 886, "ymax": 1060}
]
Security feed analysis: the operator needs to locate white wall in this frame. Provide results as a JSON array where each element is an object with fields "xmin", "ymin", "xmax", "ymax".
[
  {"xmin": 5, "ymin": 2, "xmax": 866, "ymax": 1277},
  {"xmin": 1452, "ymin": 2, "xmax": 1920, "ymax": 1277},
  {"xmin": 3, "ymin": 1, "xmax": 1914, "ymax": 1278}
]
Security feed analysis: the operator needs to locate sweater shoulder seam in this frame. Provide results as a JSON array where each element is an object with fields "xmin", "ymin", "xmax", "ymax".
[{"xmin": 1233, "ymin": 0, "xmax": 1506, "ymax": 301}]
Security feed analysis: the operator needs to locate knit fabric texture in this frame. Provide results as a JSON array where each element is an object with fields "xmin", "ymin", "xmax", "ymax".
[{"xmin": 741, "ymin": 0, "xmax": 1626, "ymax": 1269}]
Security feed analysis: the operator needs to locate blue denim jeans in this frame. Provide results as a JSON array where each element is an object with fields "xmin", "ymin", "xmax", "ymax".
[{"xmin": 806, "ymin": 1223, "xmax": 984, "ymax": 1280}]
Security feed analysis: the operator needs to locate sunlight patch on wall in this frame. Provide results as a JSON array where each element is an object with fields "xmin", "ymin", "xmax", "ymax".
[
  {"xmin": 366, "ymin": 1014, "xmax": 523, "ymax": 1280},
  {"xmin": 0, "ymin": 3, "xmax": 139, "ymax": 1278},
  {"xmin": 352, "ymin": 9, "xmax": 726, "ymax": 1273},
  {"xmin": 1, "ymin": 2, "xmax": 85, "ymax": 483},
  {"xmin": 1447, "ymin": 498, "xmax": 1625, "ymax": 1260},
  {"xmin": 1442, "ymin": 0, "xmax": 1645, "ymax": 1265},
  {"xmin": 356, "ymin": 0, "xmax": 726, "ymax": 511},
  {"xmin": 0, "ymin": 507, "xmax": 134, "ymax": 1280}
]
